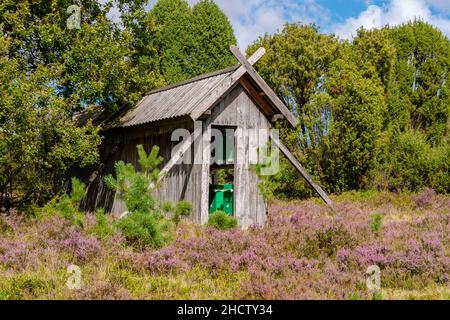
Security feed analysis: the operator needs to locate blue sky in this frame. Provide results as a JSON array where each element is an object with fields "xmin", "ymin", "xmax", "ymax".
[
  {"xmin": 186, "ymin": 0, "xmax": 450, "ymax": 49},
  {"xmin": 104, "ymin": 0, "xmax": 450, "ymax": 49}
]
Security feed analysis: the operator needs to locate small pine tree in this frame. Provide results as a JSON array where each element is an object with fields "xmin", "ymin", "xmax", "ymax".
[
  {"xmin": 105, "ymin": 145, "xmax": 163, "ymax": 214},
  {"xmin": 105, "ymin": 144, "xmax": 191, "ymax": 248}
]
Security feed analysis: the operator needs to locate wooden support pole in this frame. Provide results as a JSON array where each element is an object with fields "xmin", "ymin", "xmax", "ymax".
[{"xmin": 270, "ymin": 131, "xmax": 334, "ymax": 207}]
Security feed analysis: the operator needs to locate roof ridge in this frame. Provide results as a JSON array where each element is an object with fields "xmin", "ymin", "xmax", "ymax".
[{"xmin": 144, "ymin": 65, "xmax": 239, "ymax": 96}]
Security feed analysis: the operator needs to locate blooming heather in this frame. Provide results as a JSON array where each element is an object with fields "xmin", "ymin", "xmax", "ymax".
[{"xmin": 0, "ymin": 192, "xmax": 449, "ymax": 299}]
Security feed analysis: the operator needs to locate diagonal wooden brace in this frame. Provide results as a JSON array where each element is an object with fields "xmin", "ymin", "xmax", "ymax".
[
  {"xmin": 270, "ymin": 131, "xmax": 334, "ymax": 207},
  {"xmin": 230, "ymin": 45, "xmax": 299, "ymax": 127}
]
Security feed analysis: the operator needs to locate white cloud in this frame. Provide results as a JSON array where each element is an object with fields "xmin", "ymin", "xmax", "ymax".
[
  {"xmin": 426, "ymin": 0, "xmax": 450, "ymax": 13},
  {"xmin": 101, "ymin": 0, "xmax": 450, "ymax": 48},
  {"xmin": 189, "ymin": 0, "xmax": 330, "ymax": 50},
  {"xmin": 332, "ymin": 0, "xmax": 450, "ymax": 39}
]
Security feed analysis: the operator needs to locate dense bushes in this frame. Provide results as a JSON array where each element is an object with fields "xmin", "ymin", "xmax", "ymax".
[
  {"xmin": 370, "ymin": 130, "xmax": 449, "ymax": 193},
  {"xmin": 115, "ymin": 212, "xmax": 173, "ymax": 249}
]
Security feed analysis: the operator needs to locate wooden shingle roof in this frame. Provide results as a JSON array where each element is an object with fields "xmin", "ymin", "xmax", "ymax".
[
  {"xmin": 117, "ymin": 66, "xmax": 238, "ymax": 128},
  {"xmin": 112, "ymin": 47, "xmax": 298, "ymax": 129}
]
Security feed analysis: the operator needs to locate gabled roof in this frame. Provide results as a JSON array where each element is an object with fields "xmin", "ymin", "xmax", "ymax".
[
  {"xmin": 115, "ymin": 66, "xmax": 237, "ymax": 128},
  {"xmin": 111, "ymin": 47, "xmax": 299, "ymax": 129}
]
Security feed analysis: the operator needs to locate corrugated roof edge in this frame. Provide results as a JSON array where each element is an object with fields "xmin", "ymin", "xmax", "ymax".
[{"xmin": 143, "ymin": 64, "xmax": 239, "ymax": 97}]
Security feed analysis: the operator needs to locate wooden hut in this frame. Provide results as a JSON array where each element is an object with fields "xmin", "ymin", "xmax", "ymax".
[{"xmin": 81, "ymin": 46, "xmax": 332, "ymax": 227}]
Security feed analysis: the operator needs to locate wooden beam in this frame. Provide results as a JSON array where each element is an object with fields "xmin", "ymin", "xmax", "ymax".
[
  {"xmin": 239, "ymin": 77, "xmax": 273, "ymax": 116},
  {"xmin": 190, "ymin": 47, "xmax": 266, "ymax": 121},
  {"xmin": 230, "ymin": 45, "xmax": 299, "ymax": 128},
  {"xmin": 157, "ymin": 131, "xmax": 196, "ymax": 184},
  {"xmin": 198, "ymin": 110, "xmax": 211, "ymax": 119},
  {"xmin": 271, "ymin": 114, "xmax": 284, "ymax": 122},
  {"xmin": 270, "ymin": 131, "xmax": 334, "ymax": 207}
]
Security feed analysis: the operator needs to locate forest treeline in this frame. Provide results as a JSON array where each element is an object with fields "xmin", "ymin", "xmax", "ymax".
[
  {"xmin": 1, "ymin": 0, "xmax": 449, "ymax": 211},
  {"xmin": 248, "ymin": 22, "xmax": 449, "ymax": 198}
]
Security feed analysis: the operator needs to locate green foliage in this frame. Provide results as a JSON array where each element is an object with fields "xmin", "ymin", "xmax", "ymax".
[
  {"xmin": 162, "ymin": 201, "xmax": 174, "ymax": 213},
  {"xmin": 115, "ymin": 211, "xmax": 173, "ymax": 249},
  {"xmin": 0, "ymin": 275, "xmax": 49, "ymax": 300},
  {"xmin": 248, "ymin": 21, "xmax": 450, "ymax": 197},
  {"xmin": 388, "ymin": 21, "xmax": 450, "ymax": 143},
  {"xmin": 70, "ymin": 177, "xmax": 87, "ymax": 205},
  {"xmin": 152, "ymin": 0, "xmax": 193, "ymax": 84},
  {"xmin": 105, "ymin": 145, "xmax": 163, "ymax": 214},
  {"xmin": 207, "ymin": 211, "xmax": 238, "ymax": 230},
  {"xmin": 151, "ymin": 0, "xmax": 236, "ymax": 84},
  {"xmin": 370, "ymin": 213, "xmax": 384, "ymax": 236},
  {"xmin": 372, "ymin": 291, "xmax": 384, "ymax": 300},
  {"xmin": 323, "ymin": 51, "xmax": 386, "ymax": 191},
  {"xmin": 173, "ymin": 201, "xmax": 193, "ymax": 225},
  {"xmin": 302, "ymin": 225, "xmax": 354, "ymax": 259},
  {"xmin": 0, "ymin": 45, "xmax": 101, "ymax": 210},
  {"xmin": 105, "ymin": 145, "xmax": 191, "ymax": 248},
  {"xmin": 1, "ymin": 0, "xmax": 236, "ymax": 212},
  {"xmin": 52, "ymin": 178, "xmax": 86, "ymax": 226},
  {"xmin": 190, "ymin": 0, "xmax": 237, "ymax": 75},
  {"xmin": 370, "ymin": 130, "xmax": 449, "ymax": 193},
  {"xmin": 92, "ymin": 209, "xmax": 116, "ymax": 240}
]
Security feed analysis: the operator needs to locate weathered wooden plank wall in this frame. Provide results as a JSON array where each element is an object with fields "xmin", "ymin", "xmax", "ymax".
[
  {"xmin": 210, "ymin": 85, "xmax": 271, "ymax": 227},
  {"xmin": 81, "ymin": 121, "xmax": 206, "ymax": 223}
]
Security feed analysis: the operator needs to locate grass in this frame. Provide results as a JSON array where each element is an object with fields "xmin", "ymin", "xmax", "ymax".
[{"xmin": 383, "ymin": 285, "xmax": 450, "ymax": 300}]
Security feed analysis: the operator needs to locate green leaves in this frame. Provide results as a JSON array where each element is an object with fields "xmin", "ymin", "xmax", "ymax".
[
  {"xmin": 152, "ymin": 0, "xmax": 236, "ymax": 84},
  {"xmin": 207, "ymin": 211, "xmax": 237, "ymax": 230},
  {"xmin": 0, "ymin": 44, "xmax": 101, "ymax": 209},
  {"xmin": 1, "ymin": 0, "xmax": 238, "ymax": 212},
  {"xmin": 190, "ymin": 0, "xmax": 237, "ymax": 75},
  {"xmin": 248, "ymin": 21, "xmax": 449, "ymax": 196},
  {"xmin": 388, "ymin": 21, "xmax": 450, "ymax": 144},
  {"xmin": 137, "ymin": 144, "xmax": 163, "ymax": 177}
]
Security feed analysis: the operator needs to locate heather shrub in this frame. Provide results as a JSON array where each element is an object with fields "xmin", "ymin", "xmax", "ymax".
[
  {"xmin": 74, "ymin": 281, "xmax": 131, "ymax": 300},
  {"xmin": 413, "ymin": 188, "xmax": 436, "ymax": 209},
  {"xmin": 0, "ymin": 275, "xmax": 50, "ymax": 299},
  {"xmin": 61, "ymin": 230, "xmax": 102, "ymax": 264},
  {"xmin": 207, "ymin": 211, "xmax": 238, "ymax": 230},
  {"xmin": 0, "ymin": 216, "xmax": 12, "ymax": 233},
  {"xmin": 302, "ymin": 224, "xmax": 355, "ymax": 259},
  {"xmin": 0, "ymin": 192, "xmax": 448, "ymax": 300}
]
